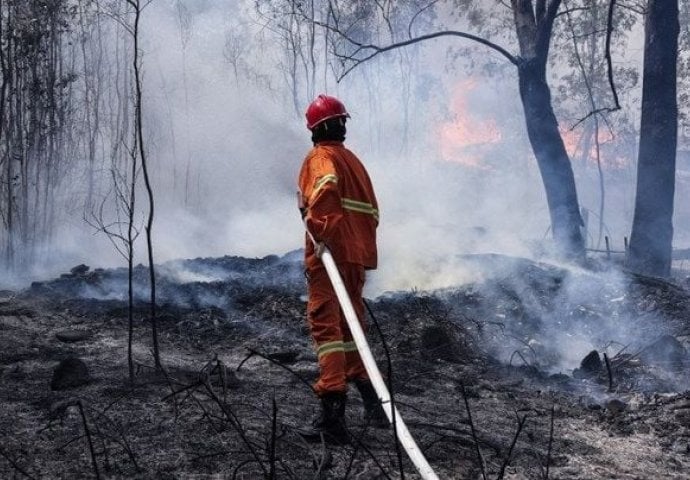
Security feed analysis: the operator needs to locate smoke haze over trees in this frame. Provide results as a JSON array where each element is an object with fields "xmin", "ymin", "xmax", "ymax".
[
  {"xmin": 2, "ymin": 3, "xmax": 690, "ymax": 477},
  {"xmin": 0, "ymin": 0, "xmax": 689, "ymax": 285}
]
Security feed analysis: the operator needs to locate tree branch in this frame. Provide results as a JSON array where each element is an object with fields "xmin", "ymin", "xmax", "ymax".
[
  {"xmin": 569, "ymin": 107, "xmax": 618, "ymax": 130},
  {"xmin": 300, "ymin": 8, "xmax": 517, "ymax": 81},
  {"xmin": 535, "ymin": 0, "xmax": 562, "ymax": 61},
  {"xmin": 336, "ymin": 30, "xmax": 518, "ymax": 80},
  {"xmin": 497, "ymin": 413, "xmax": 528, "ymax": 479},
  {"xmin": 604, "ymin": 0, "xmax": 621, "ymax": 110},
  {"xmin": 408, "ymin": 0, "xmax": 439, "ymax": 39},
  {"xmin": 76, "ymin": 400, "xmax": 101, "ymax": 480},
  {"xmin": 0, "ymin": 444, "xmax": 35, "ymax": 480},
  {"xmin": 544, "ymin": 404, "xmax": 555, "ymax": 479},
  {"xmin": 565, "ymin": 0, "xmax": 621, "ymax": 130},
  {"xmin": 459, "ymin": 383, "xmax": 487, "ymax": 480},
  {"xmin": 555, "ymin": 6, "xmax": 590, "ymax": 18},
  {"xmin": 616, "ymin": 1, "xmax": 646, "ymax": 15}
]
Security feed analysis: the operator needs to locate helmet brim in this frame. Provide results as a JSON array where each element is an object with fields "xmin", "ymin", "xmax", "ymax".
[{"xmin": 307, "ymin": 112, "xmax": 350, "ymax": 130}]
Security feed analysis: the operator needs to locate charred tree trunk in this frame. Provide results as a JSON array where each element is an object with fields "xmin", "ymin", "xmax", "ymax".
[
  {"xmin": 512, "ymin": 0, "xmax": 584, "ymax": 260},
  {"xmin": 628, "ymin": 0, "xmax": 679, "ymax": 277},
  {"xmin": 127, "ymin": 0, "xmax": 161, "ymax": 370},
  {"xmin": 127, "ymin": 147, "xmax": 136, "ymax": 382},
  {"xmin": 517, "ymin": 59, "xmax": 584, "ymax": 259}
]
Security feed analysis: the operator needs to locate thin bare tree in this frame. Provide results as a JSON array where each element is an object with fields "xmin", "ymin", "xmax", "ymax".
[
  {"xmin": 124, "ymin": 0, "xmax": 160, "ymax": 369},
  {"xmin": 86, "ymin": 2, "xmax": 141, "ymax": 381}
]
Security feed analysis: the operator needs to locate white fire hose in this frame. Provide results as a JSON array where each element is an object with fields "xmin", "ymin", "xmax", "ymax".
[{"xmin": 307, "ymin": 232, "xmax": 440, "ymax": 480}]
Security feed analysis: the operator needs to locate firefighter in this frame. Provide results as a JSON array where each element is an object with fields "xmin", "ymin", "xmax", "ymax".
[{"xmin": 298, "ymin": 94, "xmax": 387, "ymax": 443}]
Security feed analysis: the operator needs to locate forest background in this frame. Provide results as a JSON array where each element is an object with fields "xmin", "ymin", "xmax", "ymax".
[{"xmin": 0, "ymin": 0, "xmax": 688, "ymax": 292}]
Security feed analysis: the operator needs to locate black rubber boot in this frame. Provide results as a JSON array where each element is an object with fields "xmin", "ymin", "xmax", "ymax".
[
  {"xmin": 300, "ymin": 392, "xmax": 349, "ymax": 444},
  {"xmin": 355, "ymin": 379, "xmax": 389, "ymax": 429}
]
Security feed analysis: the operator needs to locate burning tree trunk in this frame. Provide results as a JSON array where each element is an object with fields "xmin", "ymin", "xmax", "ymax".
[{"xmin": 628, "ymin": 0, "xmax": 679, "ymax": 278}]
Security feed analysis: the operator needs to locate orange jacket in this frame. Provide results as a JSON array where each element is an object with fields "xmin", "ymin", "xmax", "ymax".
[{"xmin": 298, "ymin": 141, "xmax": 379, "ymax": 271}]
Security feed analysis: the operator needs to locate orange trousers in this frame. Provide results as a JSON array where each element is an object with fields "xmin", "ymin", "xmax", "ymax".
[{"xmin": 306, "ymin": 263, "xmax": 369, "ymax": 396}]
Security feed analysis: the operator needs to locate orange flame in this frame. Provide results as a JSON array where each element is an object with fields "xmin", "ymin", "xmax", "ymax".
[
  {"xmin": 439, "ymin": 79, "xmax": 501, "ymax": 168},
  {"xmin": 560, "ymin": 126, "xmax": 629, "ymax": 169}
]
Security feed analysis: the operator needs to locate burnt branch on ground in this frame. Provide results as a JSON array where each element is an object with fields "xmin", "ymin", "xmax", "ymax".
[{"xmin": 2, "ymin": 252, "xmax": 690, "ymax": 478}]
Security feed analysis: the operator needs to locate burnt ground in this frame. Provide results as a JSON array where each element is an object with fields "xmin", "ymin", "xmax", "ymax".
[{"xmin": 1, "ymin": 252, "xmax": 690, "ymax": 479}]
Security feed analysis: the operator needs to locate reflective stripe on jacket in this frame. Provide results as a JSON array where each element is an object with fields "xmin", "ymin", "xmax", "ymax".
[{"xmin": 298, "ymin": 141, "xmax": 378, "ymax": 270}]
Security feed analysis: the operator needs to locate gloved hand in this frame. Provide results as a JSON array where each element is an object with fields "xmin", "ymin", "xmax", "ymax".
[{"xmin": 314, "ymin": 242, "xmax": 326, "ymax": 258}]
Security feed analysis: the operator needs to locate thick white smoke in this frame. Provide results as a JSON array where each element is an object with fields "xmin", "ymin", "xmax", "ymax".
[
  {"xmin": 5, "ymin": 1, "xmax": 686, "ymax": 389},
  {"xmin": 9, "ymin": 0, "xmax": 688, "ymax": 304}
]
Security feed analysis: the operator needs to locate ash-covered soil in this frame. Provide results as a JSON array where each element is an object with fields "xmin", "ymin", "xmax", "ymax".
[{"xmin": 1, "ymin": 252, "xmax": 690, "ymax": 479}]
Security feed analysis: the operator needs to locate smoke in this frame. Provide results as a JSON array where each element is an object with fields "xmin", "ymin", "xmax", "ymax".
[
  {"xmin": 6, "ymin": 2, "xmax": 687, "ymax": 310},
  {"xmin": 3, "ymin": 1, "xmax": 689, "ymax": 402},
  {"xmin": 0, "ymin": 2, "xmax": 465, "ymax": 288},
  {"xmin": 458, "ymin": 256, "xmax": 690, "ymax": 392}
]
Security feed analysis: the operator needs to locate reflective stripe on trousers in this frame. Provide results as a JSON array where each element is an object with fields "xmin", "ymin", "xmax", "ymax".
[{"xmin": 307, "ymin": 263, "xmax": 368, "ymax": 396}]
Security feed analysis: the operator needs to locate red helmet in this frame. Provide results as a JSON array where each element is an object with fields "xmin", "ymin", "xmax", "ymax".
[{"xmin": 305, "ymin": 94, "xmax": 350, "ymax": 130}]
